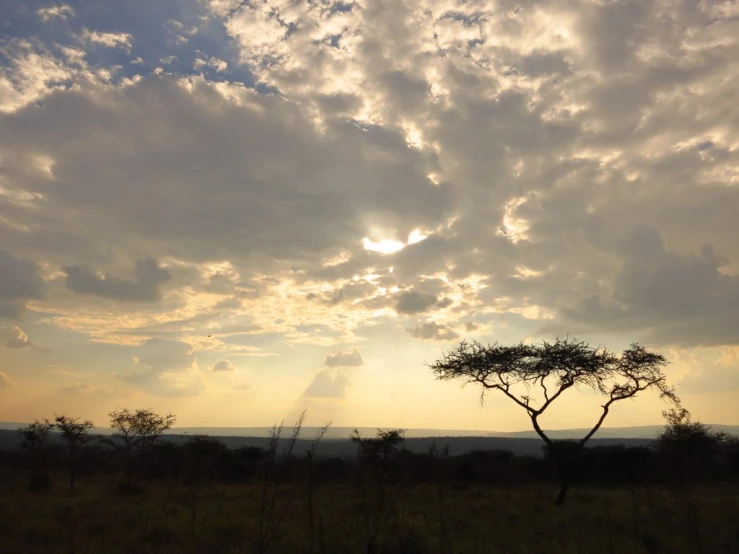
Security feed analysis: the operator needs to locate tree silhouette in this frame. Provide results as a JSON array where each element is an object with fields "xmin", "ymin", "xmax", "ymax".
[
  {"xmin": 351, "ymin": 429, "xmax": 408, "ymax": 554},
  {"xmin": 17, "ymin": 419, "xmax": 55, "ymax": 491},
  {"xmin": 107, "ymin": 408, "xmax": 176, "ymax": 487},
  {"xmin": 54, "ymin": 414, "xmax": 94, "ymax": 490},
  {"xmin": 430, "ymin": 337, "xmax": 679, "ymax": 505}
]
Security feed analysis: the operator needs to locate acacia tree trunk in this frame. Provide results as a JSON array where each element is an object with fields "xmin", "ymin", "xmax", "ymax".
[{"xmin": 554, "ymin": 466, "xmax": 570, "ymax": 506}]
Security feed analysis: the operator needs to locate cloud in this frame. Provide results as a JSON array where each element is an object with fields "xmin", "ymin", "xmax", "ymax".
[
  {"xmin": 56, "ymin": 382, "xmax": 93, "ymax": 393},
  {"xmin": 63, "ymin": 259, "xmax": 172, "ymax": 302},
  {"xmin": 0, "ymin": 251, "xmax": 45, "ymax": 300},
  {"xmin": 303, "ymin": 367, "xmax": 351, "ymax": 398},
  {"xmin": 0, "ymin": 325, "xmax": 31, "ymax": 348},
  {"xmin": 678, "ymin": 366, "xmax": 739, "ymax": 395},
  {"xmin": 0, "ymin": 251, "xmax": 45, "ymax": 319},
  {"xmin": 194, "ymin": 57, "xmax": 228, "ymax": 72},
  {"xmin": 560, "ymin": 227, "xmax": 739, "ymax": 347},
  {"xmin": 0, "ymin": 372, "xmax": 11, "ymax": 389},
  {"xmin": 0, "ymin": 39, "xmax": 79, "ymax": 114},
  {"xmin": 37, "ymin": 5, "xmax": 75, "ymax": 22},
  {"xmin": 211, "ymin": 359, "xmax": 235, "ymax": 372},
  {"xmin": 395, "ymin": 291, "xmax": 438, "ymax": 315},
  {"xmin": 0, "ymin": 0, "xmax": 738, "ymax": 420},
  {"xmin": 132, "ymin": 338, "xmax": 196, "ymax": 372},
  {"xmin": 324, "ymin": 347, "xmax": 365, "ymax": 367},
  {"xmin": 120, "ymin": 339, "xmax": 204, "ymax": 396},
  {"xmin": 79, "ymin": 29, "xmax": 133, "ymax": 51},
  {"xmin": 408, "ymin": 322, "xmax": 459, "ymax": 342}
]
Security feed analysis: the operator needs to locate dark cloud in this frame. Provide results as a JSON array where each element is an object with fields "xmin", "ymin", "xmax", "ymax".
[
  {"xmin": 0, "ymin": 250, "xmax": 44, "ymax": 319},
  {"xmin": 324, "ymin": 348, "xmax": 365, "ymax": 367},
  {"xmin": 63, "ymin": 259, "xmax": 171, "ymax": 302},
  {"xmin": 562, "ymin": 227, "xmax": 739, "ymax": 347},
  {"xmin": 395, "ymin": 291, "xmax": 438, "ymax": 315},
  {"xmin": 408, "ymin": 322, "xmax": 459, "ymax": 341}
]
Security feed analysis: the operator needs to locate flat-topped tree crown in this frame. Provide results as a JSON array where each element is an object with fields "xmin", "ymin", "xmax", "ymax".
[{"xmin": 430, "ymin": 337, "xmax": 679, "ymax": 505}]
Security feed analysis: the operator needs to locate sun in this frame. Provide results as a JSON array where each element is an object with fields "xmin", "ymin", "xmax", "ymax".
[
  {"xmin": 362, "ymin": 237, "xmax": 405, "ymax": 254},
  {"xmin": 361, "ymin": 229, "xmax": 429, "ymax": 255}
]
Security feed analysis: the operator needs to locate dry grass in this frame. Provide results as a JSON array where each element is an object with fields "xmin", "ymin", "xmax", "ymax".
[{"xmin": 0, "ymin": 470, "xmax": 737, "ymax": 554}]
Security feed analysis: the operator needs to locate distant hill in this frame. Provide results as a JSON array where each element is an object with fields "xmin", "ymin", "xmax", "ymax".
[
  {"xmin": 2, "ymin": 421, "xmax": 736, "ymax": 459},
  {"xmin": 0, "ymin": 428, "xmax": 659, "ymax": 458},
  {"xmin": 3, "ymin": 422, "xmax": 736, "ymax": 440}
]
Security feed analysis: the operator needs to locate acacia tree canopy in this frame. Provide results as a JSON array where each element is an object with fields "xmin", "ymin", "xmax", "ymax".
[{"xmin": 430, "ymin": 337, "xmax": 679, "ymax": 448}]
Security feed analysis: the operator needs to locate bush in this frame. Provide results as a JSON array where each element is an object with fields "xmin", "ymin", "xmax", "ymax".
[{"xmin": 27, "ymin": 472, "xmax": 52, "ymax": 493}]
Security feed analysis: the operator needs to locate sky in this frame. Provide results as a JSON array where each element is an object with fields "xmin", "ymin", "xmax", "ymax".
[{"xmin": 1, "ymin": 0, "xmax": 738, "ymax": 433}]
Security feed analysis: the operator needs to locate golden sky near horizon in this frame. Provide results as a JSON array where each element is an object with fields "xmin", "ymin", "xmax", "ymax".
[{"xmin": 1, "ymin": 0, "xmax": 738, "ymax": 431}]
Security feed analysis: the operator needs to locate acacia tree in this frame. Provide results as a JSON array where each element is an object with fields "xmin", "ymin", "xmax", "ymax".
[
  {"xmin": 351, "ymin": 429, "xmax": 408, "ymax": 554},
  {"xmin": 107, "ymin": 408, "xmax": 176, "ymax": 486},
  {"xmin": 18, "ymin": 419, "xmax": 55, "ymax": 487},
  {"xmin": 430, "ymin": 337, "xmax": 679, "ymax": 505},
  {"xmin": 54, "ymin": 414, "xmax": 94, "ymax": 490}
]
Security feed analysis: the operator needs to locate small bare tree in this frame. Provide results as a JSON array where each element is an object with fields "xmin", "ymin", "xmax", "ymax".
[
  {"xmin": 54, "ymin": 414, "xmax": 94, "ymax": 490},
  {"xmin": 134, "ymin": 408, "xmax": 176, "ymax": 481},
  {"xmin": 256, "ymin": 410, "xmax": 306, "ymax": 554},
  {"xmin": 306, "ymin": 421, "xmax": 331, "ymax": 554},
  {"xmin": 430, "ymin": 337, "xmax": 679, "ymax": 505},
  {"xmin": 18, "ymin": 419, "xmax": 55, "ymax": 490},
  {"xmin": 351, "ymin": 428, "xmax": 408, "ymax": 554},
  {"xmin": 107, "ymin": 408, "xmax": 176, "ymax": 487},
  {"xmin": 656, "ymin": 408, "xmax": 728, "ymax": 554}
]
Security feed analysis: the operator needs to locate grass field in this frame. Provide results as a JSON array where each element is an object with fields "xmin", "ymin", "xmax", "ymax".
[{"xmin": 1, "ymin": 470, "xmax": 737, "ymax": 554}]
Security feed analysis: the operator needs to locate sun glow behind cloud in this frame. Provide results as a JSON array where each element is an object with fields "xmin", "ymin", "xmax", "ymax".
[{"xmin": 362, "ymin": 229, "xmax": 429, "ymax": 255}]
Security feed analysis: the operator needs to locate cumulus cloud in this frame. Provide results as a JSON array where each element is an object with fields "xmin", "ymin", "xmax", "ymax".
[
  {"xmin": 79, "ymin": 29, "xmax": 133, "ymax": 50},
  {"xmin": 37, "ymin": 5, "xmax": 75, "ymax": 22},
  {"xmin": 63, "ymin": 259, "xmax": 171, "ymax": 302},
  {"xmin": 194, "ymin": 56, "xmax": 228, "ymax": 72},
  {"xmin": 0, "ymin": 325, "xmax": 32, "ymax": 348},
  {"xmin": 211, "ymin": 359, "xmax": 235, "ymax": 372},
  {"xmin": 303, "ymin": 367, "xmax": 351, "ymax": 398},
  {"xmin": 395, "ymin": 291, "xmax": 438, "ymax": 315},
  {"xmin": 324, "ymin": 347, "xmax": 365, "ymax": 367},
  {"xmin": 408, "ymin": 322, "xmax": 459, "ymax": 342}
]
